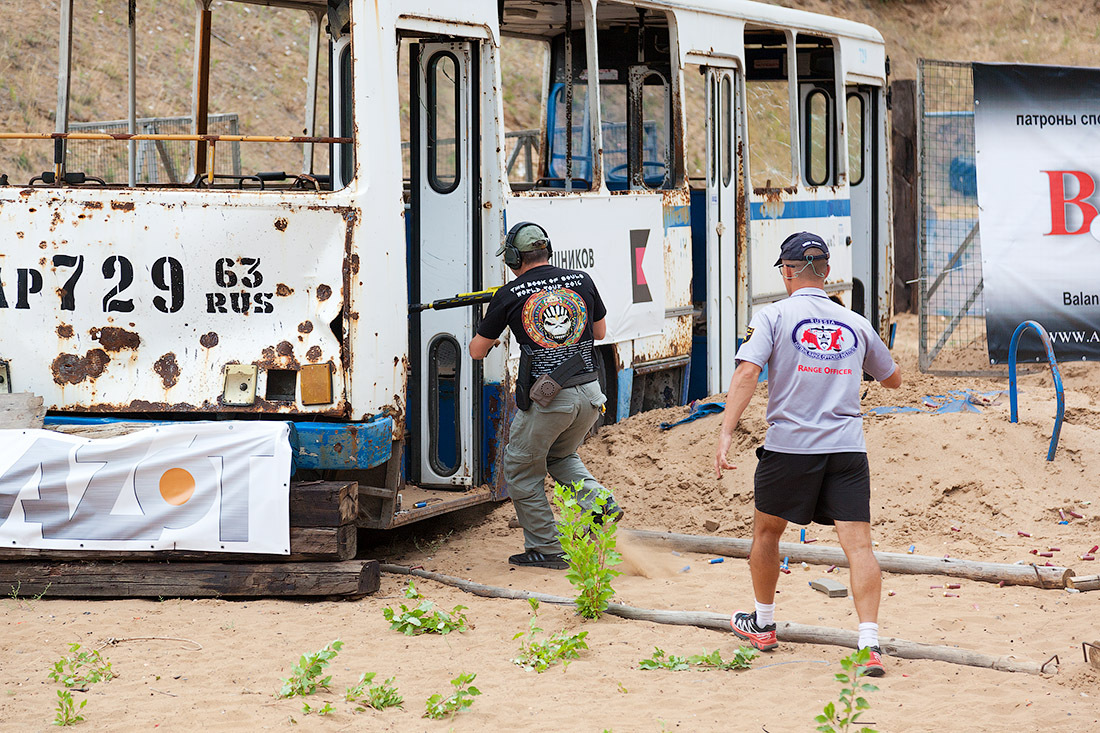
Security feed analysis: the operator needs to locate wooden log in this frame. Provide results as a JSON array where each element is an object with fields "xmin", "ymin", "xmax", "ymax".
[
  {"xmin": 624, "ymin": 529, "xmax": 1074, "ymax": 589},
  {"xmin": 1068, "ymin": 575, "xmax": 1100, "ymax": 591},
  {"xmin": 2, "ymin": 560, "xmax": 380, "ymax": 598},
  {"xmin": 0, "ymin": 525, "xmax": 355, "ymax": 562},
  {"xmin": 289, "ymin": 481, "xmax": 357, "ymax": 527},
  {"xmin": 0, "ymin": 392, "xmax": 45, "ymax": 429},
  {"xmin": 380, "ymin": 564, "xmax": 1048, "ymax": 675}
]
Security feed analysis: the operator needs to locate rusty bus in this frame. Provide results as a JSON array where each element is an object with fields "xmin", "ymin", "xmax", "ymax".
[{"xmin": 0, "ymin": 0, "xmax": 892, "ymax": 529}]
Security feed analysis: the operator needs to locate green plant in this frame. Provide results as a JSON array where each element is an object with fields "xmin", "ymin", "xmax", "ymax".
[
  {"xmin": 383, "ymin": 581, "xmax": 468, "ymax": 636},
  {"xmin": 7, "ymin": 580, "xmax": 50, "ymax": 609},
  {"xmin": 53, "ymin": 689, "xmax": 86, "ymax": 727},
  {"xmin": 277, "ymin": 640, "xmax": 343, "ymax": 699},
  {"xmin": 301, "ymin": 700, "xmax": 334, "ymax": 716},
  {"xmin": 511, "ymin": 598, "xmax": 589, "ymax": 672},
  {"xmin": 345, "ymin": 672, "xmax": 403, "ymax": 711},
  {"xmin": 423, "ymin": 672, "xmax": 481, "ymax": 720},
  {"xmin": 552, "ymin": 480, "xmax": 622, "ymax": 620},
  {"xmin": 687, "ymin": 647, "xmax": 758, "ymax": 671},
  {"xmin": 638, "ymin": 647, "xmax": 689, "ymax": 671},
  {"xmin": 48, "ymin": 644, "xmax": 115, "ymax": 688},
  {"xmin": 814, "ymin": 648, "xmax": 879, "ymax": 733},
  {"xmin": 639, "ymin": 646, "xmax": 758, "ymax": 672}
]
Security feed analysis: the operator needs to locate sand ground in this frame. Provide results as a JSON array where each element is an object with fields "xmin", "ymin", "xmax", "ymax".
[{"xmin": 3, "ymin": 314, "xmax": 1099, "ymax": 732}]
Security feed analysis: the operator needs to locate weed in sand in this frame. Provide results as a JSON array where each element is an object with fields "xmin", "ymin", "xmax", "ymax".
[
  {"xmin": 639, "ymin": 646, "xmax": 758, "ymax": 672},
  {"xmin": 552, "ymin": 480, "xmax": 622, "ymax": 620},
  {"xmin": 814, "ymin": 648, "xmax": 878, "ymax": 733},
  {"xmin": 277, "ymin": 640, "xmax": 343, "ymax": 699},
  {"xmin": 53, "ymin": 689, "xmax": 86, "ymax": 727},
  {"xmin": 48, "ymin": 643, "xmax": 115, "ymax": 688},
  {"xmin": 345, "ymin": 672, "xmax": 403, "ymax": 711},
  {"xmin": 383, "ymin": 581, "xmax": 468, "ymax": 636},
  {"xmin": 638, "ymin": 647, "xmax": 690, "ymax": 671},
  {"xmin": 423, "ymin": 672, "xmax": 481, "ymax": 720},
  {"xmin": 7, "ymin": 581, "xmax": 50, "ymax": 609},
  {"xmin": 511, "ymin": 598, "xmax": 589, "ymax": 673}
]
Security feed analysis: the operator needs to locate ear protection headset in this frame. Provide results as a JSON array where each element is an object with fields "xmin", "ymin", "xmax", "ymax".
[{"xmin": 502, "ymin": 221, "xmax": 552, "ymax": 269}]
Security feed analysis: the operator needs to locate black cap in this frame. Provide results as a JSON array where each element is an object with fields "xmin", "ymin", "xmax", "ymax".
[{"xmin": 774, "ymin": 231, "xmax": 830, "ymax": 266}]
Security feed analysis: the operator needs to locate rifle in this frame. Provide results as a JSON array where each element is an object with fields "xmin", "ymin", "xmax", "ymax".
[{"xmin": 409, "ymin": 286, "xmax": 499, "ymax": 313}]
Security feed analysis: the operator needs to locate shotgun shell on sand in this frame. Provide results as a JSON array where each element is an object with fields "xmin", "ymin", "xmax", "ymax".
[
  {"xmin": 907, "ymin": 545, "xmax": 916, "ymax": 554},
  {"xmin": 827, "ymin": 565, "xmax": 837, "ymax": 573},
  {"xmin": 1069, "ymin": 511, "xmax": 1084, "ymax": 519},
  {"xmin": 946, "ymin": 583, "xmax": 961, "ymax": 589},
  {"xmin": 708, "ymin": 558, "xmax": 724, "ymax": 564},
  {"xmin": 1081, "ymin": 555, "xmax": 1096, "ymax": 561},
  {"xmin": 1049, "ymin": 547, "xmax": 1061, "ymax": 552},
  {"xmin": 1038, "ymin": 552, "xmax": 1054, "ymax": 558},
  {"xmin": 943, "ymin": 592, "xmax": 959, "ymax": 597},
  {"xmin": 998, "ymin": 580, "xmax": 1006, "ymax": 587},
  {"xmin": 1090, "ymin": 545, "xmax": 1099, "ymax": 554},
  {"xmin": 1059, "ymin": 509, "xmax": 1067, "ymax": 521},
  {"xmin": 1018, "ymin": 531, "xmax": 1031, "ymax": 537}
]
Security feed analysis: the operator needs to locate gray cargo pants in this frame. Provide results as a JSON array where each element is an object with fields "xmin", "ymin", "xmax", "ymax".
[{"xmin": 502, "ymin": 379, "xmax": 619, "ymax": 554}]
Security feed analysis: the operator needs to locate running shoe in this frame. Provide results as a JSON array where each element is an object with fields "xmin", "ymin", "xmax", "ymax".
[
  {"xmin": 859, "ymin": 646, "xmax": 886, "ymax": 677},
  {"xmin": 730, "ymin": 611, "xmax": 778, "ymax": 651},
  {"xmin": 508, "ymin": 550, "xmax": 568, "ymax": 569}
]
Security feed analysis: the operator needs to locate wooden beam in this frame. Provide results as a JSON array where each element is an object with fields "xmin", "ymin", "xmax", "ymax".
[
  {"xmin": 381, "ymin": 564, "xmax": 1049, "ymax": 675},
  {"xmin": 0, "ymin": 393, "xmax": 45, "ymax": 429},
  {"xmin": 289, "ymin": 481, "xmax": 357, "ymax": 527},
  {"xmin": 192, "ymin": 4, "xmax": 212, "ymax": 177},
  {"xmin": 2, "ymin": 560, "xmax": 379, "ymax": 598},
  {"xmin": 623, "ymin": 529, "xmax": 1074, "ymax": 589}
]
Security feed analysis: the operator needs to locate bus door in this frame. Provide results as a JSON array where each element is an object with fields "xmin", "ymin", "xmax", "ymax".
[
  {"xmin": 705, "ymin": 67, "xmax": 740, "ymax": 394},
  {"xmin": 845, "ymin": 85, "xmax": 879, "ymax": 327},
  {"xmin": 409, "ymin": 41, "xmax": 479, "ymax": 487}
]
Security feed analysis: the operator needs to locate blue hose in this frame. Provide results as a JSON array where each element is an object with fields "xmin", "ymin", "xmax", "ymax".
[{"xmin": 1007, "ymin": 320, "xmax": 1064, "ymax": 461}]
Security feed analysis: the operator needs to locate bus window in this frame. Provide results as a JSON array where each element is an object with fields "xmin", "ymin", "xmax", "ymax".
[
  {"xmin": 847, "ymin": 93, "xmax": 865, "ymax": 185},
  {"xmin": 427, "ymin": 52, "xmax": 461, "ymax": 193},
  {"xmin": 500, "ymin": 36, "xmax": 549, "ymax": 189},
  {"xmin": 745, "ymin": 29, "xmax": 793, "ymax": 190},
  {"xmin": 805, "ymin": 89, "xmax": 831, "ymax": 186},
  {"xmin": 682, "ymin": 64, "xmax": 708, "ymax": 183},
  {"xmin": 544, "ymin": 0, "xmax": 592, "ymax": 190},
  {"xmin": 595, "ymin": 3, "xmax": 676, "ymax": 191},
  {"xmin": 4, "ymin": 1, "xmax": 341, "ymax": 191}
]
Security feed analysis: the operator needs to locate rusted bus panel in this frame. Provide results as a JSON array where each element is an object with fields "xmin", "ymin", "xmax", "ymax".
[
  {"xmin": 630, "ymin": 314, "xmax": 693, "ymax": 365},
  {"xmin": 0, "ymin": 189, "xmax": 351, "ymax": 416},
  {"xmin": 661, "ymin": 188, "xmax": 693, "ymax": 311}
]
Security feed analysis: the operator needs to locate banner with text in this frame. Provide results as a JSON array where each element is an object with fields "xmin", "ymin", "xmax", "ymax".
[
  {"xmin": 974, "ymin": 63, "xmax": 1100, "ymax": 362},
  {"xmin": 0, "ymin": 422, "xmax": 291, "ymax": 553}
]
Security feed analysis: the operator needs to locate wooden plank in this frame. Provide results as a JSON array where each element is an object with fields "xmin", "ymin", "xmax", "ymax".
[
  {"xmin": 624, "ymin": 529, "xmax": 1075, "ymax": 589},
  {"xmin": 1, "ymin": 560, "xmax": 380, "ymax": 598},
  {"xmin": 289, "ymin": 481, "xmax": 357, "ymax": 527},
  {"xmin": 0, "ymin": 393, "xmax": 45, "ymax": 429},
  {"xmin": 1068, "ymin": 575, "xmax": 1100, "ymax": 591},
  {"xmin": 0, "ymin": 526, "xmax": 356, "ymax": 562},
  {"xmin": 809, "ymin": 578, "xmax": 848, "ymax": 598}
]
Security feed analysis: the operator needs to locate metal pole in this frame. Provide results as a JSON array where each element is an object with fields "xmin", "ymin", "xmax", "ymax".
[
  {"xmin": 191, "ymin": 0, "xmax": 212, "ymax": 180},
  {"xmin": 563, "ymin": 0, "xmax": 573, "ymax": 192},
  {"xmin": 302, "ymin": 11, "xmax": 322, "ymax": 174},
  {"xmin": 128, "ymin": 0, "xmax": 137, "ymax": 186},
  {"xmin": 55, "ymin": 0, "xmax": 74, "ymax": 180}
]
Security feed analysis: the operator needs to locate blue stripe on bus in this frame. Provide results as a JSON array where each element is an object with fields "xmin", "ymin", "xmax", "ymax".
[{"xmin": 749, "ymin": 199, "xmax": 851, "ymax": 220}]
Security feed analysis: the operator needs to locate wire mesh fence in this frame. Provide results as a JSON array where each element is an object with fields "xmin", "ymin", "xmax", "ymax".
[
  {"xmin": 917, "ymin": 59, "xmax": 1000, "ymax": 375},
  {"xmin": 67, "ymin": 114, "xmax": 241, "ymax": 185}
]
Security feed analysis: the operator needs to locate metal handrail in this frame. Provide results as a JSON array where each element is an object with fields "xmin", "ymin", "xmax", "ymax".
[
  {"xmin": 0, "ymin": 132, "xmax": 351, "ymax": 144},
  {"xmin": 1008, "ymin": 320, "xmax": 1065, "ymax": 461}
]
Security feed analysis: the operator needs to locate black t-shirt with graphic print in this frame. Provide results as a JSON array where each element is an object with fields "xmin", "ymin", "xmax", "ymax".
[{"xmin": 477, "ymin": 264, "xmax": 607, "ymax": 380}]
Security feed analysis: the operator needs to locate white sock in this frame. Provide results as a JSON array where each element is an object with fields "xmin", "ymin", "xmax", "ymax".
[
  {"xmin": 858, "ymin": 622, "xmax": 879, "ymax": 649},
  {"xmin": 754, "ymin": 601, "xmax": 775, "ymax": 627}
]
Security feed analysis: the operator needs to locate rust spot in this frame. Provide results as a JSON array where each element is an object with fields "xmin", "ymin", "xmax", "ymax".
[
  {"xmin": 110, "ymin": 201, "xmax": 135, "ymax": 212},
  {"xmin": 39, "ymin": 257, "xmax": 47, "ymax": 266},
  {"xmin": 16, "ymin": 231, "xmax": 24, "ymax": 239},
  {"xmin": 274, "ymin": 217, "xmax": 288, "ymax": 232},
  {"xmin": 261, "ymin": 346, "xmax": 276, "ymax": 360},
  {"xmin": 83, "ymin": 201, "xmax": 103, "ymax": 210},
  {"xmin": 153, "ymin": 352, "xmax": 180, "ymax": 388},
  {"xmin": 57, "ymin": 323, "xmax": 73, "ymax": 338},
  {"xmin": 39, "ymin": 242, "xmax": 47, "ymax": 249},
  {"xmin": 306, "ymin": 345, "xmax": 322, "ymax": 362},
  {"xmin": 276, "ymin": 341, "xmax": 294, "ymax": 357},
  {"xmin": 333, "ymin": 442, "xmax": 343, "ymax": 454},
  {"xmin": 316, "ymin": 284, "xmax": 332, "ymax": 301},
  {"xmin": 276, "ymin": 283, "xmax": 294, "ymax": 297},
  {"xmin": 51, "ymin": 349, "xmax": 110, "ymax": 385},
  {"xmin": 89, "ymin": 326, "xmax": 140, "ymax": 351},
  {"xmin": 350, "ymin": 253, "xmax": 360, "ymax": 275},
  {"xmin": 50, "ymin": 210, "xmax": 62, "ymax": 231},
  {"xmin": 298, "ymin": 321, "xmax": 314, "ymax": 334},
  {"xmin": 199, "ymin": 332, "xmax": 219, "ymax": 348}
]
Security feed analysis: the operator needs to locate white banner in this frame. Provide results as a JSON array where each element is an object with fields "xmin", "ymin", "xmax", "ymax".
[
  {"xmin": 973, "ymin": 62, "xmax": 1100, "ymax": 362},
  {"xmin": 0, "ymin": 422, "xmax": 291, "ymax": 554}
]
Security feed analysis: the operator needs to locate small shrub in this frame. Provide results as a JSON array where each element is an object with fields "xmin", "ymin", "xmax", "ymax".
[
  {"xmin": 814, "ymin": 648, "xmax": 879, "ymax": 733},
  {"xmin": 638, "ymin": 647, "xmax": 689, "ymax": 671},
  {"xmin": 511, "ymin": 598, "xmax": 589, "ymax": 673},
  {"xmin": 277, "ymin": 640, "xmax": 343, "ymax": 699},
  {"xmin": 48, "ymin": 643, "xmax": 115, "ymax": 688},
  {"xmin": 423, "ymin": 672, "xmax": 481, "ymax": 720},
  {"xmin": 345, "ymin": 672, "xmax": 403, "ymax": 711},
  {"xmin": 52, "ymin": 689, "xmax": 87, "ymax": 727},
  {"xmin": 301, "ymin": 700, "xmax": 334, "ymax": 716},
  {"xmin": 383, "ymin": 581, "xmax": 468, "ymax": 635},
  {"xmin": 552, "ymin": 481, "xmax": 622, "ymax": 620},
  {"xmin": 639, "ymin": 646, "xmax": 758, "ymax": 672}
]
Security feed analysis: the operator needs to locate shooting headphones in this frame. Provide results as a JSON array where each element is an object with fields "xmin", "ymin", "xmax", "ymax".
[{"xmin": 501, "ymin": 221, "xmax": 552, "ymax": 269}]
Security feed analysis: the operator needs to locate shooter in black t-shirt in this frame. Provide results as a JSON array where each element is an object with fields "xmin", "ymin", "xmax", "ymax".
[{"xmin": 470, "ymin": 222, "xmax": 622, "ymax": 569}]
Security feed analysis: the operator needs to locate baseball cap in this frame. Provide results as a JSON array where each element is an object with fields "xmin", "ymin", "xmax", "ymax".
[
  {"xmin": 496, "ymin": 222, "xmax": 549, "ymax": 256},
  {"xmin": 774, "ymin": 231, "xmax": 829, "ymax": 266}
]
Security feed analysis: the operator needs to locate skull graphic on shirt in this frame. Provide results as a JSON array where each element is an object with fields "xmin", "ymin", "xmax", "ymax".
[{"xmin": 522, "ymin": 289, "xmax": 588, "ymax": 348}]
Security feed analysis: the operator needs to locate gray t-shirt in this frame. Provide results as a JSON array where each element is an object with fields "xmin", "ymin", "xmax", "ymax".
[{"xmin": 734, "ymin": 288, "xmax": 897, "ymax": 454}]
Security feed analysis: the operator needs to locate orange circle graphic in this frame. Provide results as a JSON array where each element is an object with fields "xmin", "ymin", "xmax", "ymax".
[{"xmin": 159, "ymin": 468, "xmax": 196, "ymax": 506}]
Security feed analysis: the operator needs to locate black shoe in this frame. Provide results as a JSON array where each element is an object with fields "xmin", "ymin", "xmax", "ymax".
[{"xmin": 508, "ymin": 550, "xmax": 568, "ymax": 569}]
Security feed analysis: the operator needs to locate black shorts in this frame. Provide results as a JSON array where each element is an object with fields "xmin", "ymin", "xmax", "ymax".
[{"xmin": 753, "ymin": 447, "xmax": 870, "ymax": 526}]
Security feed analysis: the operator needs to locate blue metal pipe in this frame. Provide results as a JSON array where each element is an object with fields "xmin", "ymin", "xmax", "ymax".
[{"xmin": 1007, "ymin": 320, "xmax": 1064, "ymax": 461}]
